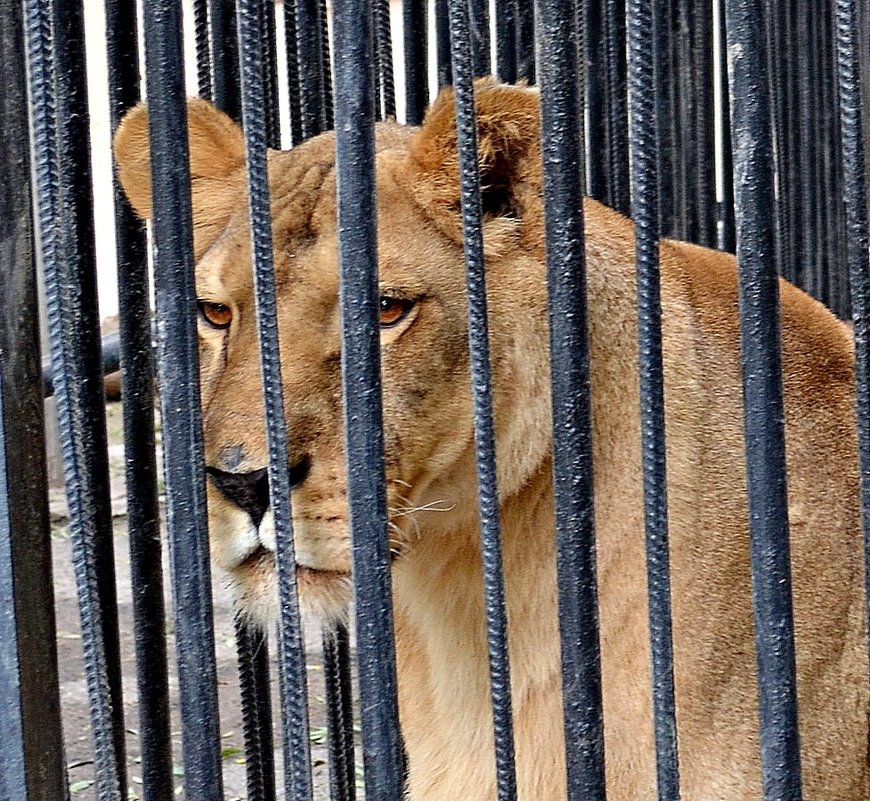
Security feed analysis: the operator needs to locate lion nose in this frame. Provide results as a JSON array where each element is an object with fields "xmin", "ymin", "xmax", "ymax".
[
  {"xmin": 206, "ymin": 455, "xmax": 311, "ymax": 528},
  {"xmin": 207, "ymin": 466, "xmax": 271, "ymax": 528}
]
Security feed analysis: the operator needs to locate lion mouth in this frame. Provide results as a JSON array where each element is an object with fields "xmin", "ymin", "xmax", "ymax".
[{"xmin": 237, "ymin": 545, "xmax": 350, "ymax": 585}]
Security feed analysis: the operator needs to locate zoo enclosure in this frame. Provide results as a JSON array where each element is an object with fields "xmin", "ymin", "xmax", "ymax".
[{"xmin": 1, "ymin": 0, "xmax": 870, "ymax": 800}]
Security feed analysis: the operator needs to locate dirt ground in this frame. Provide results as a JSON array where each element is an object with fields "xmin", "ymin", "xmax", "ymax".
[{"xmin": 51, "ymin": 402, "xmax": 353, "ymax": 800}]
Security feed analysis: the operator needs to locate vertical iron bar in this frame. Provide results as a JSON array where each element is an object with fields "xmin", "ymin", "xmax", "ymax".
[
  {"xmin": 332, "ymin": 0, "xmax": 405, "ymax": 796},
  {"xmin": 28, "ymin": 0, "xmax": 128, "ymax": 796},
  {"xmin": 516, "ymin": 0, "xmax": 535, "ymax": 84},
  {"xmin": 436, "ymin": 0, "xmax": 452, "ymax": 87},
  {"xmin": 447, "ymin": 1, "xmax": 518, "ymax": 798},
  {"xmin": 235, "ymin": 1, "xmax": 316, "ymax": 799},
  {"xmin": 469, "ymin": 0, "xmax": 491, "ymax": 76},
  {"xmin": 193, "ymin": 0, "xmax": 212, "ymax": 98},
  {"xmin": 536, "ymin": 0, "xmax": 606, "ymax": 797},
  {"xmin": 627, "ymin": 0, "xmax": 681, "ymax": 797},
  {"xmin": 323, "ymin": 626, "xmax": 357, "ymax": 801},
  {"xmin": 105, "ymin": 0, "xmax": 175, "ymax": 798},
  {"xmin": 724, "ymin": 0, "xmax": 803, "ymax": 797},
  {"xmin": 141, "ymin": 1, "xmax": 225, "ymax": 797},
  {"xmin": 653, "ymin": 0, "xmax": 675, "ymax": 238},
  {"xmin": 835, "ymin": 0, "xmax": 870, "ymax": 687},
  {"xmin": 586, "ymin": 0, "xmax": 608, "ymax": 202},
  {"xmin": 236, "ymin": 619, "xmax": 277, "ymax": 801},
  {"xmin": 297, "ymin": 0, "xmax": 328, "ymax": 137},
  {"xmin": 0, "ymin": 1, "xmax": 67, "ymax": 796},
  {"xmin": 716, "ymin": 0, "xmax": 735, "ymax": 252},
  {"xmin": 261, "ymin": 0, "xmax": 282, "ymax": 148},
  {"xmin": 604, "ymin": 0, "xmax": 629, "ymax": 215},
  {"xmin": 403, "ymin": 0, "xmax": 428, "ymax": 124},
  {"xmin": 318, "ymin": 0, "xmax": 334, "ymax": 130},
  {"xmin": 375, "ymin": 0, "xmax": 396, "ymax": 118},
  {"xmin": 690, "ymin": 0, "xmax": 716, "ymax": 247},
  {"xmin": 496, "ymin": 0, "xmax": 518, "ymax": 83},
  {"xmin": 211, "ymin": 0, "xmax": 242, "ymax": 121},
  {"xmin": 284, "ymin": 0, "xmax": 305, "ymax": 144}
]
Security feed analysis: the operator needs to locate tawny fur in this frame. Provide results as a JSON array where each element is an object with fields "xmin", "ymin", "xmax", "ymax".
[{"xmin": 114, "ymin": 81, "xmax": 869, "ymax": 799}]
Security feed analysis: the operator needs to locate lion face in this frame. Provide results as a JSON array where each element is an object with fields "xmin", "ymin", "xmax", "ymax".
[{"xmin": 114, "ymin": 83, "xmax": 551, "ymax": 627}]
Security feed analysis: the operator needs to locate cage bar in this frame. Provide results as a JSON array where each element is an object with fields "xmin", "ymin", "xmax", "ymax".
[
  {"xmin": 104, "ymin": 0, "xmax": 175, "ymax": 797},
  {"xmin": 403, "ymin": 0, "xmax": 429, "ymax": 124},
  {"xmin": 27, "ymin": 0, "xmax": 128, "ymax": 797},
  {"xmin": 627, "ymin": 0, "xmax": 681, "ymax": 797},
  {"xmin": 235, "ymin": 2, "xmax": 316, "ymax": 799},
  {"xmin": 323, "ymin": 627, "xmax": 357, "ymax": 801},
  {"xmin": 834, "ymin": 0, "xmax": 870, "ymax": 683},
  {"xmin": 724, "ymin": 0, "xmax": 804, "ymax": 796},
  {"xmin": 535, "ymin": 0, "xmax": 606, "ymax": 797},
  {"xmin": 212, "ymin": 0, "xmax": 242, "ymax": 120},
  {"xmin": 0, "ymin": 1, "xmax": 67, "ymax": 797},
  {"xmin": 140, "ymin": 1, "xmax": 225, "ymax": 797},
  {"xmin": 331, "ymin": 0, "xmax": 405, "ymax": 797},
  {"xmin": 446, "ymin": 1, "xmax": 518, "ymax": 798}
]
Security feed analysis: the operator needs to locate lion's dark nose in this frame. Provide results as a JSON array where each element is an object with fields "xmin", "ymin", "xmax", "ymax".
[
  {"xmin": 206, "ymin": 466, "xmax": 271, "ymax": 528},
  {"xmin": 206, "ymin": 455, "xmax": 311, "ymax": 528}
]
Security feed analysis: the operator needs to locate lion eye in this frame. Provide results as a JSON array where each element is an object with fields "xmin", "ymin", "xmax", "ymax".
[
  {"xmin": 379, "ymin": 296, "xmax": 415, "ymax": 328},
  {"xmin": 197, "ymin": 300, "xmax": 233, "ymax": 330}
]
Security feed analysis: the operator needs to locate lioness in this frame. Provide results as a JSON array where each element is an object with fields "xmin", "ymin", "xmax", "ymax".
[{"xmin": 114, "ymin": 82, "xmax": 869, "ymax": 799}]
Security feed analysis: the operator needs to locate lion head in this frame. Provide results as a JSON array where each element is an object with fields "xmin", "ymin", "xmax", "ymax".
[{"xmin": 114, "ymin": 82, "xmax": 555, "ymax": 628}]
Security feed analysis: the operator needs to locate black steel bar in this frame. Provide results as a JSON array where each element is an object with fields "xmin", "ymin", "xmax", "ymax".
[
  {"xmin": 835, "ymin": 0, "xmax": 870, "ymax": 687},
  {"xmin": 603, "ymin": 0, "xmax": 629, "ymax": 215},
  {"xmin": 586, "ymin": 0, "xmax": 608, "ymax": 202},
  {"xmin": 323, "ymin": 626, "xmax": 357, "ymax": 801},
  {"xmin": 717, "ymin": 0, "xmax": 735, "ymax": 252},
  {"xmin": 375, "ymin": 0, "xmax": 396, "ymax": 119},
  {"xmin": 403, "ymin": 0, "xmax": 428, "ymax": 124},
  {"xmin": 628, "ymin": 0, "xmax": 681, "ymax": 797},
  {"xmin": 104, "ymin": 0, "xmax": 175, "ymax": 797},
  {"xmin": 535, "ymin": 0, "xmax": 606, "ymax": 797},
  {"xmin": 495, "ymin": 0, "xmax": 518, "ymax": 83},
  {"xmin": 0, "ymin": 2, "xmax": 67, "ymax": 797},
  {"xmin": 141, "ymin": 1, "xmax": 225, "ymax": 797},
  {"xmin": 296, "ymin": 0, "xmax": 328, "ymax": 137},
  {"xmin": 724, "ymin": 0, "xmax": 803, "ymax": 797},
  {"xmin": 42, "ymin": 332, "xmax": 119, "ymax": 398},
  {"xmin": 235, "ymin": 1, "xmax": 316, "ymax": 799},
  {"xmin": 676, "ymin": 0, "xmax": 699, "ymax": 242},
  {"xmin": 193, "ymin": 0, "xmax": 212, "ymax": 98},
  {"xmin": 767, "ymin": 0, "xmax": 793, "ymax": 281},
  {"xmin": 447, "ymin": 1, "xmax": 518, "ymax": 799},
  {"xmin": 516, "ymin": 0, "xmax": 535, "ymax": 84},
  {"xmin": 261, "ymin": 0, "xmax": 282, "ymax": 148},
  {"xmin": 284, "ymin": 0, "xmax": 305, "ymax": 144},
  {"xmin": 318, "ymin": 0, "xmax": 334, "ymax": 130},
  {"xmin": 332, "ymin": 0, "xmax": 405, "ymax": 796},
  {"xmin": 796, "ymin": 0, "xmax": 818, "ymax": 297},
  {"xmin": 236, "ymin": 619, "xmax": 277, "ymax": 801},
  {"xmin": 29, "ymin": 0, "xmax": 129, "ymax": 797},
  {"xmin": 690, "ymin": 0, "xmax": 717, "ymax": 247},
  {"xmin": 211, "ymin": 0, "xmax": 242, "ymax": 121},
  {"xmin": 469, "ymin": 0, "xmax": 491, "ymax": 77},
  {"xmin": 435, "ymin": 0, "xmax": 452, "ymax": 87},
  {"xmin": 252, "ymin": 630, "xmax": 277, "ymax": 801},
  {"xmin": 653, "ymin": 0, "xmax": 675, "ymax": 238}
]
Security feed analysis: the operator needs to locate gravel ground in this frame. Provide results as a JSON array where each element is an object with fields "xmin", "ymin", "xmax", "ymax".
[{"xmin": 51, "ymin": 402, "xmax": 354, "ymax": 800}]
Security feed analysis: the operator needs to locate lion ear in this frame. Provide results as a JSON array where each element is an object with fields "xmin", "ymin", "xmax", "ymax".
[
  {"xmin": 409, "ymin": 80, "xmax": 542, "ymax": 248},
  {"xmin": 114, "ymin": 99, "xmax": 246, "ymax": 257}
]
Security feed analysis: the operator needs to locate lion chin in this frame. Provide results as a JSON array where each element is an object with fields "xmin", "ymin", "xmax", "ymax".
[
  {"xmin": 115, "ymin": 79, "xmax": 869, "ymax": 799},
  {"xmin": 227, "ymin": 547, "xmax": 354, "ymax": 632}
]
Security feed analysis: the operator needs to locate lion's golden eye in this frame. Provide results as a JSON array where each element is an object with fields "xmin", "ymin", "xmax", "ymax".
[
  {"xmin": 197, "ymin": 300, "xmax": 233, "ymax": 330},
  {"xmin": 379, "ymin": 296, "xmax": 415, "ymax": 328}
]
